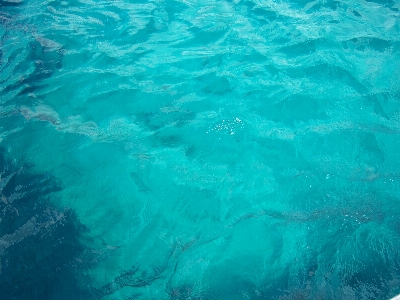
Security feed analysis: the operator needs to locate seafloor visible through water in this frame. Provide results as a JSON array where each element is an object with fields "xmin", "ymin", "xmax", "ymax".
[{"xmin": 1, "ymin": 0, "xmax": 400, "ymax": 299}]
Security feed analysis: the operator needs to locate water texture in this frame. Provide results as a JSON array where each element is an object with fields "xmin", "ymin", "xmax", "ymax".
[{"xmin": 1, "ymin": 0, "xmax": 400, "ymax": 299}]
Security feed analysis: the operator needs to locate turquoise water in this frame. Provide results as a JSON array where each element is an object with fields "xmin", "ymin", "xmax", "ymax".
[{"xmin": 1, "ymin": 0, "xmax": 400, "ymax": 299}]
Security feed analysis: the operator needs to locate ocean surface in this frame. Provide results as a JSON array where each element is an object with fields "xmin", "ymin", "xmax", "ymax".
[{"xmin": 1, "ymin": 0, "xmax": 400, "ymax": 299}]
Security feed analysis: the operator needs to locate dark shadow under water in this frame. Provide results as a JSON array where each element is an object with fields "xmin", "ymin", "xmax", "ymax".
[{"xmin": 0, "ymin": 148, "xmax": 91, "ymax": 300}]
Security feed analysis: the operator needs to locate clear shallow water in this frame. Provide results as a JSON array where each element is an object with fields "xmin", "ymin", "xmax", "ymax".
[{"xmin": 1, "ymin": 0, "xmax": 400, "ymax": 299}]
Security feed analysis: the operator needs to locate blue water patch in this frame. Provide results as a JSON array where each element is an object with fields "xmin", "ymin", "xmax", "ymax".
[{"xmin": 1, "ymin": 0, "xmax": 400, "ymax": 299}]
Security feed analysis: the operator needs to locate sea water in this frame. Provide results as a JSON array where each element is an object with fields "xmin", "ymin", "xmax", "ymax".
[{"xmin": 1, "ymin": 0, "xmax": 400, "ymax": 299}]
